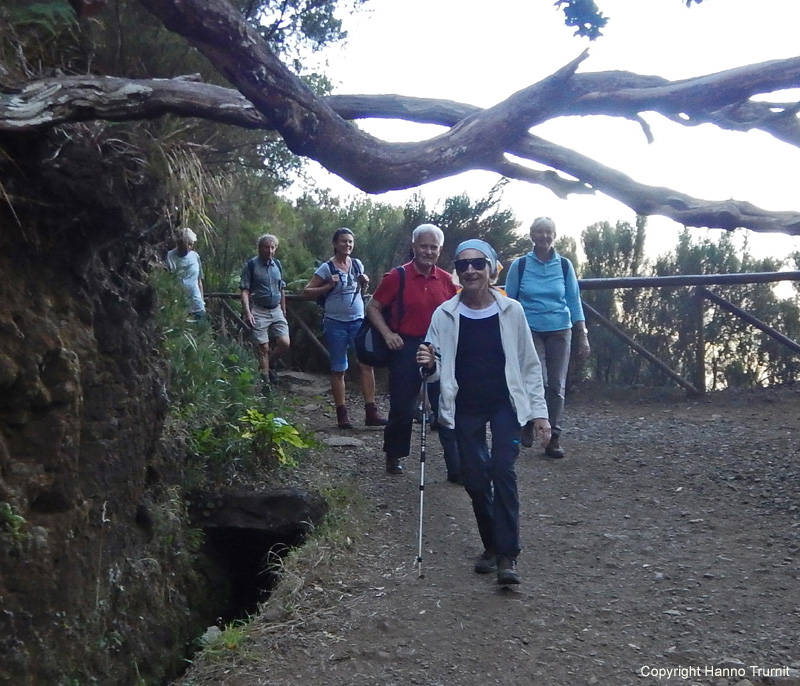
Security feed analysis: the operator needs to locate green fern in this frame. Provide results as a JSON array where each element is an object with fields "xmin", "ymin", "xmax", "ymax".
[{"xmin": 7, "ymin": 2, "xmax": 77, "ymax": 33}]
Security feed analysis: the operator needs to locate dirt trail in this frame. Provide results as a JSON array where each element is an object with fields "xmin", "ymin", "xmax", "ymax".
[{"xmin": 177, "ymin": 381, "xmax": 800, "ymax": 686}]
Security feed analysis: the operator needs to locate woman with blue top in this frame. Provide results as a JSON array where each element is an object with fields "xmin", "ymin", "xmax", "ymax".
[
  {"xmin": 505, "ymin": 216, "xmax": 590, "ymax": 459},
  {"xmin": 416, "ymin": 239, "xmax": 550, "ymax": 586},
  {"xmin": 303, "ymin": 228, "xmax": 387, "ymax": 430}
]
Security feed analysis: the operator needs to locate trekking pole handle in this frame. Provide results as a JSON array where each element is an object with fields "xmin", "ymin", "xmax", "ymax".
[{"xmin": 418, "ymin": 341, "xmax": 434, "ymax": 379}]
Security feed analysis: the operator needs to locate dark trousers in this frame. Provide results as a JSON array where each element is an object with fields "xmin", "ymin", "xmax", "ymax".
[
  {"xmin": 455, "ymin": 399, "xmax": 521, "ymax": 559},
  {"xmin": 384, "ymin": 336, "xmax": 459, "ymax": 474}
]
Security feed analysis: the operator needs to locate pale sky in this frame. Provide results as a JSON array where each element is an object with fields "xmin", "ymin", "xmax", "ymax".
[{"xmin": 296, "ymin": 0, "xmax": 800, "ymax": 264}]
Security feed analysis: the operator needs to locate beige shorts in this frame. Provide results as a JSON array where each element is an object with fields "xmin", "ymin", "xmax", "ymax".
[{"xmin": 251, "ymin": 304, "xmax": 289, "ymax": 345}]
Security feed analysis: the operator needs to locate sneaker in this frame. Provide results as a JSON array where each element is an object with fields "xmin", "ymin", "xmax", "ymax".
[
  {"xmin": 544, "ymin": 436, "xmax": 565, "ymax": 459},
  {"xmin": 496, "ymin": 556, "xmax": 520, "ymax": 585},
  {"xmin": 520, "ymin": 421, "xmax": 534, "ymax": 448},
  {"xmin": 385, "ymin": 456, "xmax": 403, "ymax": 475},
  {"xmin": 474, "ymin": 550, "xmax": 497, "ymax": 574},
  {"xmin": 268, "ymin": 369, "xmax": 279, "ymax": 385}
]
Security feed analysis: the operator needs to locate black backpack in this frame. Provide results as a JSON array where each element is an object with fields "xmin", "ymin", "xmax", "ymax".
[
  {"xmin": 354, "ymin": 266, "xmax": 405, "ymax": 368},
  {"xmin": 316, "ymin": 259, "xmax": 363, "ymax": 309}
]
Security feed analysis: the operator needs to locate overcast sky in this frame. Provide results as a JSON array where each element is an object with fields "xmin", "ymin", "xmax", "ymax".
[{"xmin": 298, "ymin": 0, "xmax": 800, "ymax": 262}]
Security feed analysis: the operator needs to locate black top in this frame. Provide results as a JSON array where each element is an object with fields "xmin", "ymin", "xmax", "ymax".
[{"xmin": 455, "ymin": 311, "xmax": 508, "ymax": 414}]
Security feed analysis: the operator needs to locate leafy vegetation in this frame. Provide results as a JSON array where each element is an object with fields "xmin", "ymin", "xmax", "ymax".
[
  {"xmin": 0, "ymin": 502, "xmax": 28, "ymax": 549},
  {"xmin": 576, "ymin": 219, "xmax": 800, "ymax": 390},
  {"xmin": 154, "ymin": 270, "xmax": 310, "ymax": 485},
  {"xmin": 555, "ymin": 0, "xmax": 704, "ymax": 40},
  {"xmin": 238, "ymin": 408, "xmax": 311, "ymax": 469}
]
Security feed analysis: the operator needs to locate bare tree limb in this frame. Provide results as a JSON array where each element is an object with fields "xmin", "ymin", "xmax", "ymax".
[
  {"xmin": 3, "ymin": 70, "xmax": 800, "ymax": 234},
  {"xmin": 1, "ymin": 0, "xmax": 799, "ymax": 235}
]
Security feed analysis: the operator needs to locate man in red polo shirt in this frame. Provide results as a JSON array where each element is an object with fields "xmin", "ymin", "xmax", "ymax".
[{"xmin": 367, "ymin": 224, "xmax": 460, "ymax": 476}]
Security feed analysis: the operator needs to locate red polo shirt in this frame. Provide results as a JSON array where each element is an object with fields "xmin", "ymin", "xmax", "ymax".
[{"xmin": 372, "ymin": 260, "xmax": 458, "ymax": 337}]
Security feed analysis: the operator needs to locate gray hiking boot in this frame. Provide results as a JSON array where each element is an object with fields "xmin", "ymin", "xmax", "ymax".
[
  {"xmin": 474, "ymin": 549, "xmax": 497, "ymax": 574},
  {"xmin": 496, "ymin": 556, "xmax": 520, "ymax": 585}
]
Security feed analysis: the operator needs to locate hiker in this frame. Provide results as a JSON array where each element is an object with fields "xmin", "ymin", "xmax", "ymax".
[
  {"xmin": 166, "ymin": 227, "xmax": 206, "ymax": 320},
  {"xmin": 505, "ymin": 216, "xmax": 590, "ymax": 459},
  {"xmin": 303, "ymin": 227, "xmax": 387, "ymax": 429},
  {"xmin": 239, "ymin": 233, "xmax": 290, "ymax": 388},
  {"xmin": 416, "ymin": 239, "xmax": 551, "ymax": 586},
  {"xmin": 366, "ymin": 224, "xmax": 460, "ymax": 478}
]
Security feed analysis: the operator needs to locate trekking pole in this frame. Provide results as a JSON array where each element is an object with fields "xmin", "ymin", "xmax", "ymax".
[{"xmin": 416, "ymin": 366, "xmax": 429, "ymax": 579}]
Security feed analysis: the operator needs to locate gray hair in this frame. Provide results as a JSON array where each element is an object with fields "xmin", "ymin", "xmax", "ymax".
[
  {"xmin": 411, "ymin": 223, "xmax": 444, "ymax": 246},
  {"xmin": 530, "ymin": 216, "xmax": 556, "ymax": 235},
  {"xmin": 257, "ymin": 233, "xmax": 279, "ymax": 248},
  {"xmin": 179, "ymin": 227, "xmax": 197, "ymax": 244}
]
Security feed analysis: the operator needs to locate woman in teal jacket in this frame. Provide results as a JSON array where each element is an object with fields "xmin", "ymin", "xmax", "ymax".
[{"xmin": 505, "ymin": 217, "xmax": 590, "ymax": 459}]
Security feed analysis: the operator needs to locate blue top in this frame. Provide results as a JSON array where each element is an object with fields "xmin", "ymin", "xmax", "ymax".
[
  {"xmin": 505, "ymin": 250, "xmax": 584, "ymax": 332},
  {"xmin": 315, "ymin": 259, "xmax": 365, "ymax": 322}
]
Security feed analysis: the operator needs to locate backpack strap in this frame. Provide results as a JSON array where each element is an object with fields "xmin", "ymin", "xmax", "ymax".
[
  {"xmin": 248, "ymin": 256, "xmax": 284, "ymax": 280},
  {"xmin": 395, "ymin": 266, "xmax": 405, "ymax": 331},
  {"xmin": 517, "ymin": 254, "xmax": 569, "ymax": 286},
  {"xmin": 516, "ymin": 254, "xmax": 527, "ymax": 281},
  {"xmin": 247, "ymin": 256, "xmax": 256, "ymax": 283}
]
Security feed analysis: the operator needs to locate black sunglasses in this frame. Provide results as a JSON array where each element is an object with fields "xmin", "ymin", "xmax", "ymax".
[{"xmin": 454, "ymin": 257, "xmax": 488, "ymax": 273}]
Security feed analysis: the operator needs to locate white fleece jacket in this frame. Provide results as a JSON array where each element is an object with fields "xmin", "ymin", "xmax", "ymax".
[{"xmin": 424, "ymin": 289, "xmax": 548, "ymax": 429}]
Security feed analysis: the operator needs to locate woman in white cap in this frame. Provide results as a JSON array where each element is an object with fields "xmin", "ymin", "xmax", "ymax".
[
  {"xmin": 166, "ymin": 227, "xmax": 206, "ymax": 320},
  {"xmin": 416, "ymin": 239, "xmax": 550, "ymax": 586}
]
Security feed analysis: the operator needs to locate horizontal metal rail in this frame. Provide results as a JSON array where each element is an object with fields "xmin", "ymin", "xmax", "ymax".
[{"xmin": 578, "ymin": 271, "xmax": 800, "ymax": 290}]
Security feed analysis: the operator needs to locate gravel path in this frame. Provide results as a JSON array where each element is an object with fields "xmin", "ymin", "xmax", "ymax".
[{"xmin": 176, "ymin": 381, "xmax": 800, "ymax": 686}]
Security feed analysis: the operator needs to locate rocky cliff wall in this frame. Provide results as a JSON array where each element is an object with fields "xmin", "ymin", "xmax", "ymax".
[{"xmin": 0, "ymin": 129, "xmax": 215, "ymax": 685}]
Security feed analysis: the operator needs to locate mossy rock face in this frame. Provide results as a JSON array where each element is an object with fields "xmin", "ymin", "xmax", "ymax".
[{"xmin": 0, "ymin": 131, "xmax": 220, "ymax": 685}]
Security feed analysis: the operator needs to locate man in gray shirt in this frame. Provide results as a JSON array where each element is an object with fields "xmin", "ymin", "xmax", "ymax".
[{"xmin": 239, "ymin": 234, "xmax": 291, "ymax": 387}]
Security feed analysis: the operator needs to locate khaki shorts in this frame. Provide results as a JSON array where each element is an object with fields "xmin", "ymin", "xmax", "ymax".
[{"xmin": 251, "ymin": 304, "xmax": 289, "ymax": 345}]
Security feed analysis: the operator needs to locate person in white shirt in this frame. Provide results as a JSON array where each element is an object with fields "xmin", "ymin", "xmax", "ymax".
[{"xmin": 166, "ymin": 228, "xmax": 205, "ymax": 320}]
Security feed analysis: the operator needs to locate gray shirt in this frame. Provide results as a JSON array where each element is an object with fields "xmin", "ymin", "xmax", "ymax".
[
  {"xmin": 239, "ymin": 257, "xmax": 284, "ymax": 309},
  {"xmin": 316, "ymin": 259, "xmax": 365, "ymax": 322}
]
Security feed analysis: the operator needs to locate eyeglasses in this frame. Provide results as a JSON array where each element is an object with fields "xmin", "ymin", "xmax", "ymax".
[{"xmin": 454, "ymin": 257, "xmax": 488, "ymax": 273}]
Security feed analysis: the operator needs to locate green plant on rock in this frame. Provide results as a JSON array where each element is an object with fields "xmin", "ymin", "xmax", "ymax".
[
  {"xmin": 238, "ymin": 409, "xmax": 309, "ymax": 469},
  {"xmin": 0, "ymin": 502, "xmax": 28, "ymax": 548}
]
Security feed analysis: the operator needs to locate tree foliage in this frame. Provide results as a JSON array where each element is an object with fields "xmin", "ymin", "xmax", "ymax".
[
  {"xmin": 579, "ymin": 222, "xmax": 800, "ymax": 389},
  {"xmin": 555, "ymin": 0, "xmax": 704, "ymax": 40},
  {"xmin": 2, "ymin": 0, "xmax": 800, "ymax": 235}
]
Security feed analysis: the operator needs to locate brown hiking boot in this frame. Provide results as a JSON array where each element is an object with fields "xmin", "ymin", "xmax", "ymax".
[
  {"xmin": 336, "ymin": 404, "xmax": 353, "ymax": 429},
  {"xmin": 364, "ymin": 402, "xmax": 387, "ymax": 426}
]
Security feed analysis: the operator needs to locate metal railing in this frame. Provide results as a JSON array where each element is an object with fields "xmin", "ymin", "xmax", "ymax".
[
  {"xmin": 207, "ymin": 270, "xmax": 800, "ymax": 394},
  {"xmin": 577, "ymin": 271, "xmax": 800, "ymax": 395}
]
